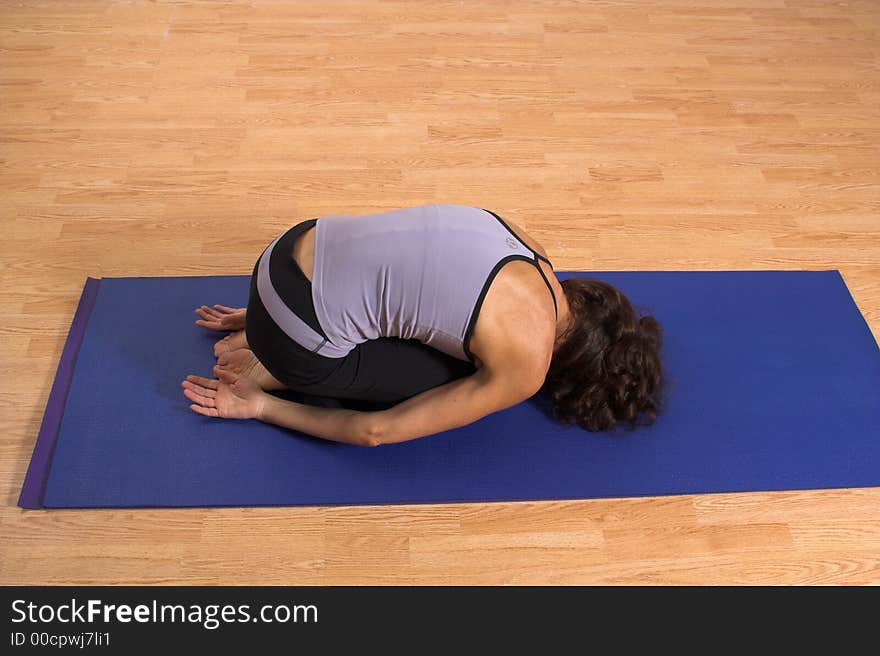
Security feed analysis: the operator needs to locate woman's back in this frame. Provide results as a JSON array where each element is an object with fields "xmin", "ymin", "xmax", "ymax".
[{"xmin": 311, "ymin": 203, "xmax": 553, "ymax": 363}]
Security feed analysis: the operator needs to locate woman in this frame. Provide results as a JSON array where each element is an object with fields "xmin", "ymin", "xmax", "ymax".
[{"xmin": 182, "ymin": 204, "xmax": 664, "ymax": 446}]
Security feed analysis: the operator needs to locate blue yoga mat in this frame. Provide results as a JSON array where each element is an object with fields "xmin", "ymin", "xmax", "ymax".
[{"xmin": 19, "ymin": 270, "xmax": 880, "ymax": 509}]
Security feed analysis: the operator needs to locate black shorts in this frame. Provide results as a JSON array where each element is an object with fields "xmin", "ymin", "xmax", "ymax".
[{"xmin": 245, "ymin": 218, "xmax": 476, "ymax": 410}]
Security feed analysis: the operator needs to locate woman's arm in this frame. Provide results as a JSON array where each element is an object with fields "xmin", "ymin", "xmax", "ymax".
[
  {"xmin": 259, "ymin": 367, "xmax": 540, "ymax": 446},
  {"xmin": 249, "ymin": 315, "xmax": 549, "ymax": 444},
  {"xmin": 363, "ymin": 367, "xmax": 543, "ymax": 445},
  {"xmin": 186, "ymin": 338, "xmax": 547, "ymax": 446},
  {"xmin": 258, "ymin": 395, "xmax": 380, "ymax": 447},
  {"xmin": 256, "ymin": 362, "xmax": 542, "ymax": 446},
  {"xmin": 186, "ymin": 367, "xmax": 540, "ymax": 447},
  {"xmin": 183, "ymin": 370, "xmax": 379, "ymax": 446}
]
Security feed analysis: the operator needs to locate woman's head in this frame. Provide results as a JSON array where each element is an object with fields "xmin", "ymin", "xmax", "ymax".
[{"xmin": 544, "ymin": 277, "xmax": 666, "ymax": 432}]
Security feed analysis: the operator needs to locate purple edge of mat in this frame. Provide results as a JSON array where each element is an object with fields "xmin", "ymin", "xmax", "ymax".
[{"xmin": 18, "ymin": 277, "xmax": 101, "ymax": 509}]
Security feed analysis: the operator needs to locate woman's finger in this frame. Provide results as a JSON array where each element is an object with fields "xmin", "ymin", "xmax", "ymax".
[
  {"xmin": 183, "ymin": 387, "xmax": 215, "ymax": 408},
  {"xmin": 182, "ymin": 380, "xmax": 216, "ymax": 398},
  {"xmin": 195, "ymin": 312, "xmax": 221, "ymax": 324},
  {"xmin": 190, "ymin": 404, "xmax": 220, "ymax": 418},
  {"xmin": 197, "ymin": 307, "xmax": 222, "ymax": 320},
  {"xmin": 195, "ymin": 319, "xmax": 221, "ymax": 330},
  {"xmin": 200, "ymin": 306, "xmax": 224, "ymax": 319},
  {"xmin": 214, "ymin": 305, "xmax": 238, "ymax": 314},
  {"xmin": 186, "ymin": 374, "xmax": 219, "ymax": 390}
]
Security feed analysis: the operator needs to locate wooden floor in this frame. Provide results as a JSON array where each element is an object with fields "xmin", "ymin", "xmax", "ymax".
[{"xmin": 2, "ymin": 0, "xmax": 879, "ymax": 585}]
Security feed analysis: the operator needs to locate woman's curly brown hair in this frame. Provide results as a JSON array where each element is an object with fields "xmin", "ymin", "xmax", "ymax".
[{"xmin": 542, "ymin": 277, "xmax": 666, "ymax": 432}]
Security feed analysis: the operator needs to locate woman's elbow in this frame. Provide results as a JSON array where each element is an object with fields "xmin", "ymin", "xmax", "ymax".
[
  {"xmin": 358, "ymin": 414, "xmax": 386, "ymax": 447},
  {"xmin": 361, "ymin": 434, "xmax": 383, "ymax": 448},
  {"xmin": 357, "ymin": 411, "xmax": 416, "ymax": 447}
]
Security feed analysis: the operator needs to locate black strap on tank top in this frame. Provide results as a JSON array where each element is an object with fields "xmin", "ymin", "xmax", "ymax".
[
  {"xmin": 532, "ymin": 252, "xmax": 558, "ymax": 319},
  {"xmin": 481, "ymin": 208, "xmax": 558, "ymax": 319}
]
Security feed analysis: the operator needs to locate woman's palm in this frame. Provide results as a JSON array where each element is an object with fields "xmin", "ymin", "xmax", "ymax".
[
  {"xmin": 182, "ymin": 372, "xmax": 265, "ymax": 420},
  {"xmin": 216, "ymin": 375, "xmax": 264, "ymax": 419},
  {"xmin": 195, "ymin": 305, "xmax": 246, "ymax": 332}
]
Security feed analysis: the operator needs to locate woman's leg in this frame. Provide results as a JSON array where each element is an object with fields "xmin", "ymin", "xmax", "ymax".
[
  {"xmin": 244, "ymin": 220, "xmax": 342, "ymax": 392},
  {"xmin": 306, "ymin": 337, "xmax": 477, "ymax": 410},
  {"xmin": 245, "ymin": 261, "xmax": 338, "ymax": 390}
]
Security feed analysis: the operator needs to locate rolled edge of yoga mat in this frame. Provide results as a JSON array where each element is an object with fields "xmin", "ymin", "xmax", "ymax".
[{"xmin": 18, "ymin": 277, "xmax": 102, "ymax": 509}]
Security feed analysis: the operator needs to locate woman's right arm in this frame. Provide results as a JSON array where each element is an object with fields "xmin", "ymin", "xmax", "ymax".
[
  {"xmin": 363, "ymin": 311, "xmax": 554, "ymax": 445},
  {"xmin": 359, "ymin": 367, "xmax": 540, "ymax": 446},
  {"xmin": 261, "ymin": 366, "xmax": 541, "ymax": 446}
]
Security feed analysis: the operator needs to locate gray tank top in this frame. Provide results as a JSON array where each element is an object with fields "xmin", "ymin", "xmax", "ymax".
[{"xmin": 310, "ymin": 204, "xmax": 557, "ymax": 363}]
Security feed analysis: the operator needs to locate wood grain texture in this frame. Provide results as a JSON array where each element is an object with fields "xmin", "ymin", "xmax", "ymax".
[{"xmin": 1, "ymin": 0, "xmax": 878, "ymax": 585}]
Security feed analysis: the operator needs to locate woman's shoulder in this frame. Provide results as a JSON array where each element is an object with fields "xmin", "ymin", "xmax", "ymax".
[
  {"xmin": 468, "ymin": 264, "xmax": 556, "ymax": 382},
  {"xmin": 500, "ymin": 215, "xmax": 551, "ymax": 261}
]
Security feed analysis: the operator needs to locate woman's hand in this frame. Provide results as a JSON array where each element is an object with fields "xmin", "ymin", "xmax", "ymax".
[
  {"xmin": 195, "ymin": 304, "xmax": 246, "ymax": 332},
  {"xmin": 181, "ymin": 369, "xmax": 267, "ymax": 420}
]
